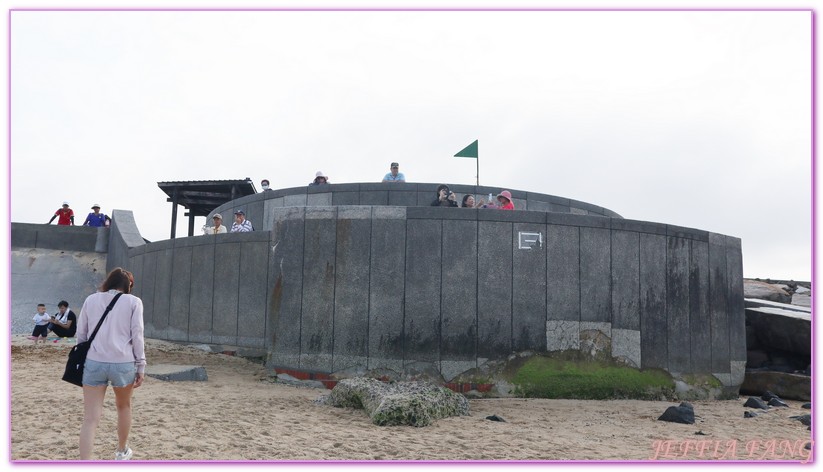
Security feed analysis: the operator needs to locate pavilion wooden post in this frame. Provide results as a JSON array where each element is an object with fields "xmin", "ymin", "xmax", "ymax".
[{"xmin": 170, "ymin": 187, "xmax": 179, "ymax": 239}]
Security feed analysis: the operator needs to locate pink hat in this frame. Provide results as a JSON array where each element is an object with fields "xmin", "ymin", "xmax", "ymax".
[{"xmin": 497, "ymin": 190, "xmax": 512, "ymax": 202}]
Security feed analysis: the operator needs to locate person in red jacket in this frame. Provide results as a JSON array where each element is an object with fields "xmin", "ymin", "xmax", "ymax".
[
  {"xmin": 481, "ymin": 190, "xmax": 515, "ymax": 210},
  {"xmin": 496, "ymin": 190, "xmax": 515, "ymax": 210},
  {"xmin": 48, "ymin": 201, "xmax": 75, "ymax": 225}
]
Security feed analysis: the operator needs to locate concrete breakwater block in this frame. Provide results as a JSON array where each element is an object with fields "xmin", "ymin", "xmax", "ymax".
[{"xmin": 146, "ymin": 364, "xmax": 208, "ymax": 382}]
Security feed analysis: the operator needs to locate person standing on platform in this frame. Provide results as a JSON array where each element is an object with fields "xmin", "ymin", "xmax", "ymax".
[
  {"xmin": 48, "ymin": 201, "xmax": 75, "ymax": 225},
  {"xmin": 202, "ymin": 213, "xmax": 228, "ymax": 235},
  {"xmin": 382, "ymin": 162, "xmax": 405, "ymax": 182},
  {"xmin": 309, "ymin": 171, "xmax": 329, "ymax": 186},
  {"xmin": 83, "ymin": 204, "xmax": 111, "ymax": 227},
  {"xmin": 230, "ymin": 210, "xmax": 253, "ymax": 232}
]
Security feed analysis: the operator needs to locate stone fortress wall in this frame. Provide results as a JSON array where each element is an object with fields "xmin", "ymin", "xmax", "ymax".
[{"xmin": 102, "ymin": 183, "xmax": 746, "ymax": 391}]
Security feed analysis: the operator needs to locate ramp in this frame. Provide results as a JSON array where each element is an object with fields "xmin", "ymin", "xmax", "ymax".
[{"xmin": 11, "ymin": 247, "xmax": 106, "ymax": 335}]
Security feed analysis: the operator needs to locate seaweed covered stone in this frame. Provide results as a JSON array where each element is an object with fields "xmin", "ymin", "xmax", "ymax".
[{"xmin": 321, "ymin": 378, "xmax": 470, "ymax": 427}]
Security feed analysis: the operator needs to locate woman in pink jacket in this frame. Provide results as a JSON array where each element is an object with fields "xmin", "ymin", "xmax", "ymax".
[{"xmin": 77, "ymin": 267, "xmax": 145, "ymax": 461}]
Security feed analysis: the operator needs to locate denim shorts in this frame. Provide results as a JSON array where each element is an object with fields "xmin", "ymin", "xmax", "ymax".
[{"xmin": 83, "ymin": 359, "xmax": 136, "ymax": 387}]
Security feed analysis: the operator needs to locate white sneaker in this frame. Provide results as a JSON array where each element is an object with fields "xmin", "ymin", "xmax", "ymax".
[{"xmin": 115, "ymin": 447, "xmax": 133, "ymax": 461}]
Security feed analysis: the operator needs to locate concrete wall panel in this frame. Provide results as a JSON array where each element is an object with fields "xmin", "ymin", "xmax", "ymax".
[
  {"xmin": 127, "ymin": 246, "xmax": 146, "ymax": 299},
  {"xmin": 359, "ymin": 191, "xmax": 389, "ymax": 206},
  {"xmin": 388, "ymin": 191, "xmax": 418, "ymax": 207},
  {"xmin": 404, "ymin": 219, "xmax": 442, "ymax": 367},
  {"xmin": 168, "ymin": 245, "xmax": 192, "ymax": 342},
  {"xmin": 580, "ymin": 227, "xmax": 611, "ymax": 323},
  {"xmin": 237, "ymin": 241, "xmax": 269, "ymax": 348},
  {"xmin": 268, "ymin": 211, "xmax": 305, "ymax": 366},
  {"xmin": 368, "ymin": 217, "xmax": 406, "ymax": 372},
  {"xmin": 727, "ymin": 238, "xmax": 746, "ymax": 363},
  {"xmin": 188, "ymin": 242, "xmax": 215, "ymax": 343},
  {"xmin": 152, "ymin": 247, "xmax": 174, "ymax": 339},
  {"xmin": 440, "ymin": 219, "xmax": 478, "ymax": 378},
  {"xmin": 332, "ymin": 217, "xmax": 372, "ymax": 372},
  {"xmin": 708, "ymin": 233, "xmax": 730, "ymax": 372},
  {"xmin": 213, "ymin": 242, "xmax": 240, "ymax": 345},
  {"xmin": 306, "ymin": 193, "xmax": 332, "ymax": 207},
  {"xmin": 140, "ymin": 250, "xmax": 158, "ymax": 337},
  {"xmin": 512, "ymin": 223, "xmax": 547, "ymax": 352},
  {"xmin": 546, "ymin": 224, "xmax": 580, "ymax": 322},
  {"xmin": 611, "ymin": 230, "xmax": 640, "ymax": 330},
  {"xmin": 332, "ymin": 192, "xmax": 359, "ymax": 206},
  {"xmin": 477, "ymin": 221, "xmax": 513, "ymax": 358},
  {"xmin": 639, "ymin": 233, "xmax": 667, "ymax": 370},
  {"xmin": 689, "ymin": 240, "xmax": 711, "ymax": 373},
  {"xmin": 300, "ymin": 216, "xmax": 337, "ymax": 371},
  {"xmin": 666, "ymin": 237, "xmax": 691, "ymax": 373}
]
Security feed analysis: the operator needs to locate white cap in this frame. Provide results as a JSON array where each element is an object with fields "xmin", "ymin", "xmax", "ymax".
[
  {"xmin": 315, "ymin": 171, "xmax": 328, "ymax": 178},
  {"xmin": 62, "ymin": 201, "xmax": 69, "ymax": 206}
]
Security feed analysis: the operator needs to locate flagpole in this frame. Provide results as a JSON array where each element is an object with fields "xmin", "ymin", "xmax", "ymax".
[{"xmin": 476, "ymin": 156, "xmax": 479, "ymax": 187}]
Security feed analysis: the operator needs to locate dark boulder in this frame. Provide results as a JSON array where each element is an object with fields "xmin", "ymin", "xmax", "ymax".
[
  {"xmin": 658, "ymin": 402, "xmax": 695, "ymax": 424},
  {"xmin": 790, "ymin": 414, "xmax": 811, "ymax": 426},
  {"xmin": 768, "ymin": 398, "xmax": 789, "ymax": 408},
  {"xmin": 744, "ymin": 411, "xmax": 759, "ymax": 418},
  {"xmin": 743, "ymin": 397, "xmax": 769, "ymax": 410},
  {"xmin": 485, "ymin": 415, "xmax": 506, "ymax": 422},
  {"xmin": 760, "ymin": 391, "xmax": 778, "ymax": 401},
  {"xmin": 745, "ymin": 306, "xmax": 810, "ymax": 358},
  {"xmin": 802, "ymin": 403, "xmax": 811, "ymax": 409},
  {"xmin": 741, "ymin": 371, "xmax": 811, "ymax": 401}
]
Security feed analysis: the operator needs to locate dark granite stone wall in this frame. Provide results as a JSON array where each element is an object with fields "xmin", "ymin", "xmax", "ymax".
[{"xmin": 102, "ymin": 192, "xmax": 744, "ymax": 388}]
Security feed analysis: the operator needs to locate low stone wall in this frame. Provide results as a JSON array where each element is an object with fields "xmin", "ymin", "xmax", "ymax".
[
  {"xmin": 11, "ymin": 222, "xmax": 108, "ymax": 253},
  {"xmin": 208, "ymin": 182, "xmax": 623, "ymax": 233}
]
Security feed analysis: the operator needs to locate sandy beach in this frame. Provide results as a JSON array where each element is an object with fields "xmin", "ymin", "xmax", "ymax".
[{"xmin": 9, "ymin": 335, "xmax": 812, "ymax": 462}]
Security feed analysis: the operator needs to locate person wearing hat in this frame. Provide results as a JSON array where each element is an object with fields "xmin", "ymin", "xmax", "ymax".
[
  {"xmin": 309, "ymin": 171, "xmax": 329, "ymax": 186},
  {"xmin": 230, "ymin": 209, "xmax": 254, "ymax": 233},
  {"xmin": 48, "ymin": 201, "xmax": 75, "ymax": 225},
  {"xmin": 496, "ymin": 190, "xmax": 515, "ymax": 210},
  {"xmin": 431, "ymin": 184, "xmax": 458, "ymax": 207},
  {"xmin": 82, "ymin": 204, "xmax": 111, "ymax": 227},
  {"xmin": 202, "ymin": 213, "xmax": 228, "ymax": 235},
  {"xmin": 260, "ymin": 179, "xmax": 273, "ymax": 192},
  {"xmin": 480, "ymin": 190, "xmax": 515, "ymax": 210},
  {"xmin": 382, "ymin": 162, "xmax": 405, "ymax": 183}
]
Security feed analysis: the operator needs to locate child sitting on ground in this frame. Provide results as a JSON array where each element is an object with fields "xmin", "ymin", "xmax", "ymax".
[{"xmin": 31, "ymin": 304, "xmax": 51, "ymax": 343}]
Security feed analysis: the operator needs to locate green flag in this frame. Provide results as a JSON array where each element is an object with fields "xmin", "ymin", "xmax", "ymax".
[{"xmin": 454, "ymin": 139, "xmax": 478, "ymax": 158}]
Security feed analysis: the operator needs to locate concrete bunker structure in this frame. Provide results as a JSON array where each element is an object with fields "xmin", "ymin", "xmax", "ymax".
[{"xmin": 104, "ymin": 182, "xmax": 746, "ymax": 393}]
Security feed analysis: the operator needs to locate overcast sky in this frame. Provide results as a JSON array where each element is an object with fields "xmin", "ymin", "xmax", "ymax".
[{"xmin": 8, "ymin": 7, "xmax": 813, "ymax": 280}]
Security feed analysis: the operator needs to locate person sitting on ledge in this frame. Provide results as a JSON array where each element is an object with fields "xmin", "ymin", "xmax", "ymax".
[
  {"xmin": 230, "ymin": 210, "xmax": 254, "ymax": 232},
  {"xmin": 202, "ymin": 213, "xmax": 228, "ymax": 235},
  {"xmin": 309, "ymin": 171, "xmax": 329, "ymax": 186},
  {"xmin": 431, "ymin": 184, "xmax": 458, "ymax": 207}
]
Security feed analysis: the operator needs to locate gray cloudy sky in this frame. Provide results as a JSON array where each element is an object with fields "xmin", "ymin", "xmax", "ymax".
[{"xmin": 9, "ymin": 7, "xmax": 812, "ymax": 280}]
